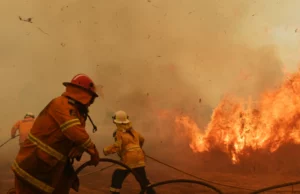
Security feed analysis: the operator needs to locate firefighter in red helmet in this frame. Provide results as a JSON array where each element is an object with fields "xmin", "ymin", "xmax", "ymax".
[{"xmin": 11, "ymin": 73, "xmax": 100, "ymax": 194}]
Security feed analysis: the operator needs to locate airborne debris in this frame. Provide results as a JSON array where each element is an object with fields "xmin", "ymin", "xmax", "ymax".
[
  {"xmin": 61, "ymin": 43, "xmax": 66, "ymax": 47},
  {"xmin": 146, "ymin": 93, "xmax": 149, "ymax": 96},
  {"xmin": 295, "ymin": 28, "xmax": 298, "ymax": 33},
  {"xmin": 61, "ymin": 5, "xmax": 69, "ymax": 11},
  {"xmin": 199, "ymin": 98, "xmax": 201, "ymax": 103},
  {"xmin": 18, "ymin": 16, "xmax": 32, "ymax": 23},
  {"xmin": 37, "ymin": 27, "xmax": 49, "ymax": 36},
  {"xmin": 157, "ymin": 55, "xmax": 161, "ymax": 57}
]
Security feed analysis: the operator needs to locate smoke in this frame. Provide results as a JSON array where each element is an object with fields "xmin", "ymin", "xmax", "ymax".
[{"xmin": 1, "ymin": 0, "xmax": 299, "ymax": 192}]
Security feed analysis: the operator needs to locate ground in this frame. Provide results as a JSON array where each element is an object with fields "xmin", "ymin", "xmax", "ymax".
[
  {"xmin": 1, "ymin": 134, "xmax": 300, "ymax": 194},
  {"xmin": 1, "ymin": 158, "xmax": 300, "ymax": 194}
]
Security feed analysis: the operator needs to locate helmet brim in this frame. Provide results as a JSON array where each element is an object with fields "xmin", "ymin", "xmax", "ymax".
[
  {"xmin": 113, "ymin": 119, "xmax": 130, "ymax": 124},
  {"xmin": 63, "ymin": 82, "xmax": 99, "ymax": 97}
]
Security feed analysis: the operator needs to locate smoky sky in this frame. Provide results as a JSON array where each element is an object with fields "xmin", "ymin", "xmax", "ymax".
[{"xmin": 0, "ymin": 0, "xmax": 290, "ymax": 168}]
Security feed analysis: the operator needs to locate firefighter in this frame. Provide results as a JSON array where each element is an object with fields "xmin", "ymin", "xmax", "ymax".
[
  {"xmin": 11, "ymin": 112, "xmax": 35, "ymax": 146},
  {"xmin": 103, "ymin": 110, "xmax": 156, "ymax": 194},
  {"xmin": 11, "ymin": 74, "xmax": 101, "ymax": 194}
]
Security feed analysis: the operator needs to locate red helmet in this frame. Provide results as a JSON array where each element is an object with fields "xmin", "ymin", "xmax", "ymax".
[{"xmin": 63, "ymin": 74, "xmax": 98, "ymax": 97}]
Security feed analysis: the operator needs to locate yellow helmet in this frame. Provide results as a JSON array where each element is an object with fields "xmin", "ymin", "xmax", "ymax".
[
  {"xmin": 24, "ymin": 112, "xmax": 35, "ymax": 119},
  {"xmin": 112, "ymin": 110, "xmax": 130, "ymax": 124}
]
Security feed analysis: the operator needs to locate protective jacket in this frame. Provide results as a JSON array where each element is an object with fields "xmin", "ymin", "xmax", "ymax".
[
  {"xmin": 103, "ymin": 122, "xmax": 146, "ymax": 169},
  {"xmin": 11, "ymin": 85, "xmax": 97, "ymax": 194},
  {"xmin": 11, "ymin": 117, "xmax": 35, "ymax": 145}
]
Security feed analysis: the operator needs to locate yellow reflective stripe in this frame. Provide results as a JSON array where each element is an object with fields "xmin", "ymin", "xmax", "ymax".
[
  {"xmin": 81, "ymin": 138, "xmax": 92, "ymax": 149},
  {"xmin": 110, "ymin": 187, "xmax": 121, "ymax": 192},
  {"xmin": 28, "ymin": 133, "xmax": 66, "ymax": 162},
  {"xmin": 12, "ymin": 161, "xmax": 54, "ymax": 193},
  {"xmin": 60, "ymin": 119, "xmax": 81, "ymax": 132},
  {"xmin": 126, "ymin": 145, "xmax": 141, "ymax": 151}
]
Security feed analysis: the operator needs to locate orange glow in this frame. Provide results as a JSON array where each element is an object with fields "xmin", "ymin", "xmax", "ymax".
[{"xmin": 160, "ymin": 70, "xmax": 300, "ymax": 164}]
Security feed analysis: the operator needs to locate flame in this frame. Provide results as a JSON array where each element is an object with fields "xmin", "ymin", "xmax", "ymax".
[{"xmin": 162, "ymin": 71, "xmax": 300, "ymax": 164}]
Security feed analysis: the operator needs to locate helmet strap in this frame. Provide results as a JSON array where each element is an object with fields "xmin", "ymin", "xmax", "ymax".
[
  {"xmin": 68, "ymin": 97, "xmax": 97, "ymax": 133},
  {"xmin": 87, "ymin": 114, "xmax": 97, "ymax": 133}
]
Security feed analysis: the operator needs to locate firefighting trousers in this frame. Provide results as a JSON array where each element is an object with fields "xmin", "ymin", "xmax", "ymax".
[
  {"xmin": 14, "ymin": 175, "xmax": 44, "ymax": 194},
  {"xmin": 110, "ymin": 167, "xmax": 156, "ymax": 194},
  {"xmin": 14, "ymin": 162, "xmax": 76, "ymax": 194}
]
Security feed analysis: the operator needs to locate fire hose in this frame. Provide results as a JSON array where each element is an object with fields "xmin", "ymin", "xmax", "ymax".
[
  {"xmin": 78, "ymin": 164, "xmax": 116, "ymax": 177},
  {"xmin": 0, "ymin": 135, "xmax": 19, "ymax": 148},
  {"xmin": 76, "ymin": 155, "xmax": 253, "ymax": 191},
  {"xmin": 74, "ymin": 158, "xmax": 147, "ymax": 192},
  {"xmin": 249, "ymin": 180, "xmax": 300, "ymax": 194},
  {"xmin": 75, "ymin": 157, "xmax": 241, "ymax": 194},
  {"xmin": 140, "ymin": 179, "xmax": 223, "ymax": 194},
  {"xmin": 145, "ymin": 155, "xmax": 254, "ymax": 191},
  {"xmin": 1, "ymin": 135, "xmax": 291, "ymax": 193}
]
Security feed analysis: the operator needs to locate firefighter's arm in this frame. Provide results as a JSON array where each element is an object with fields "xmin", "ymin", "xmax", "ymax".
[
  {"xmin": 51, "ymin": 101, "xmax": 99, "ymax": 165},
  {"xmin": 103, "ymin": 132, "xmax": 122, "ymax": 156},
  {"xmin": 11, "ymin": 121, "xmax": 20, "ymax": 138},
  {"xmin": 139, "ymin": 133, "xmax": 145, "ymax": 148}
]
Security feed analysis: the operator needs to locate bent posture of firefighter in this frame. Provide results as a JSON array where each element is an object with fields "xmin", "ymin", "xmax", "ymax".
[
  {"xmin": 11, "ymin": 74, "xmax": 100, "ymax": 194},
  {"xmin": 11, "ymin": 112, "xmax": 35, "ymax": 146},
  {"xmin": 103, "ymin": 110, "xmax": 156, "ymax": 194}
]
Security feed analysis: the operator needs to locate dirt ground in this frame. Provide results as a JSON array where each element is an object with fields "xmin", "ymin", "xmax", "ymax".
[
  {"xmin": 1, "ymin": 132, "xmax": 300, "ymax": 194},
  {"xmin": 1, "ymin": 157, "xmax": 300, "ymax": 194}
]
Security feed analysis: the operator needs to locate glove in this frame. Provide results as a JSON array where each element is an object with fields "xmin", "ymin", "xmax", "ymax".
[
  {"xmin": 68, "ymin": 146, "xmax": 84, "ymax": 160},
  {"xmin": 86, "ymin": 145, "xmax": 100, "ymax": 166},
  {"xmin": 103, "ymin": 148, "xmax": 107, "ymax": 156}
]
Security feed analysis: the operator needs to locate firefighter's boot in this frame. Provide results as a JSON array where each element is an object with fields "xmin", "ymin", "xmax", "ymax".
[
  {"xmin": 146, "ymin": 188, "xmax": 156, "ymax": 194},
  {"xmin": 139, "ymin": 188, "xmax": 156, "ymax": 194}
]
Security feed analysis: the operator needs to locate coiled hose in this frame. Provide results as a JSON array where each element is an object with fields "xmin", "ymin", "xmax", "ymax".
[{"xmin": 76, "ymin": 158, "xmax": 224, "ymax": 194}]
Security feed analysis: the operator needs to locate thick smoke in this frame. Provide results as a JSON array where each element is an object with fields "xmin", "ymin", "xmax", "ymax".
[{"xmin": 0, "ymin": 0, "xmax": 297, "ymax": 192}]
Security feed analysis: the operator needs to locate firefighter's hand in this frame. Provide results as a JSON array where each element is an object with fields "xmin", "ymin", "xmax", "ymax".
[
  {"xmin": 103, "ymin": 148, "xmax": 109, "ymax": 156},
  {"xmin": 68, "ymin": 146, "xmax": 84, "ymax": 159},
  {"xmin": 86, "ymin": 145, "xmax": 100, "ymax": 166},
  {"xmin": 89, "ymin": 153, "xmax": 100, "ymax": 166}
]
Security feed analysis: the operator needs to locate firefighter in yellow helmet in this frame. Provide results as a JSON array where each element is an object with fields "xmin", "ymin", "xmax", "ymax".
[{"xmin": 103, "ymin": 110, "xmax": 156, "ymax": 194}]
